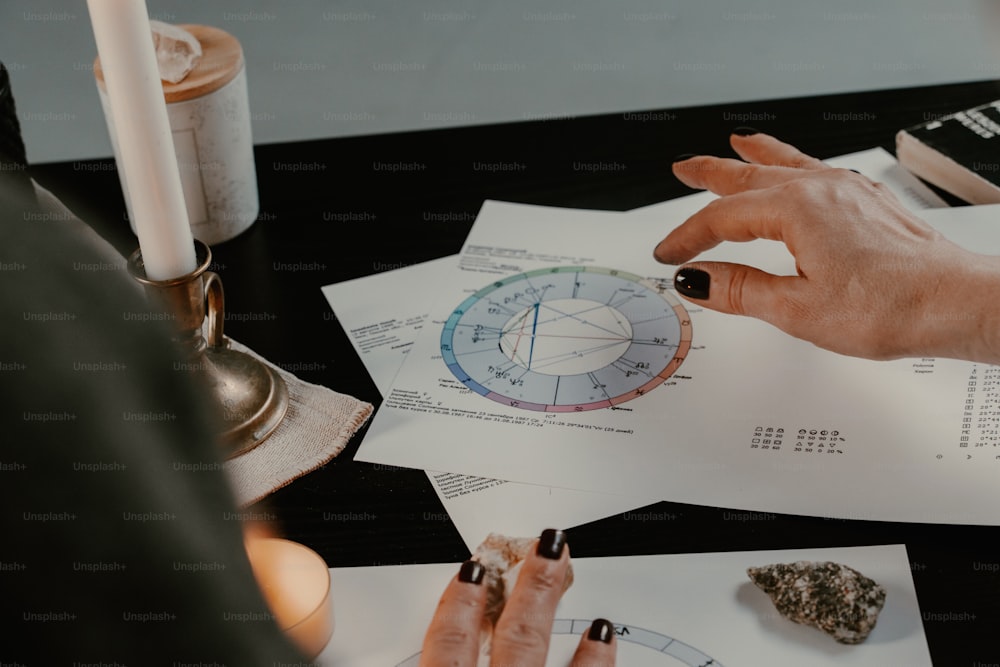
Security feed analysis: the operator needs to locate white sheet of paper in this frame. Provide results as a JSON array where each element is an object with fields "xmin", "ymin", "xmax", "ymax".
[
  {"xmin": 354, "ymin": 183, "xmax": 1000, "ymax": 523},
  {"xmin": 322, "ymin": 258, "xmax": 657, "ymax": 551},
  {"xmin": 322, "ymin": 255, "xmax": 456, "ymax": 395},
  {"xmin": 318, "ymin": 544, "xmax": 932, "ymax": 666}
]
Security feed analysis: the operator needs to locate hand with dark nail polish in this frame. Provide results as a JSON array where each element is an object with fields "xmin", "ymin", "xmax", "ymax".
[
  {"xmin": 419, "ymin": 529, "xmax": 617, "ymax": 666},
  {"xmin": 656, "ymin": 131, "xmax": 1000, "ymax": 363}
]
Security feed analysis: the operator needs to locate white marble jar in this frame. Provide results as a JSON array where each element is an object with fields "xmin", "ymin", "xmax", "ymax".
[{"xmin": 96, "ymin": 24, "xmax": 259, "ymax": 245}]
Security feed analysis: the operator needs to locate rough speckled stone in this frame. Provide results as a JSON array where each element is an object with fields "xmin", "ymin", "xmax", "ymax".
[{"xmin": 747, "ymin": 560, "xmax": 887, "ymax": 644}]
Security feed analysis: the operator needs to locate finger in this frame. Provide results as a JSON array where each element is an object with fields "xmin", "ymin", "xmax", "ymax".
[
  {"xmin": 653, "ymin": 188, "xmax": 787, "ymax": 265},
  {"xmin": 672, "ymin": 155, "xmax": 806, "ymax": 196},
  {"xmin": 419, "ymin": 560, "xmax": 488, "ymax": 667},
  {"xmin": 490, "ymin": 529, "xmax": 571, "ymax": 667},
  {"xmin": 569, "ymin": 618, "xmax": 617, "ymax": 667},
  {"xmin": 672, "ymin": 261, "xmax": 805, "ymax": 328},
  {"xmin": 729, "ymin": 130, "xmax": 827, "ymax": 170}
]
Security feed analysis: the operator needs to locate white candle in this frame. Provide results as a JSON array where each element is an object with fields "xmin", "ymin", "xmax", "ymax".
[{"xmin": 86, "ymin": 0, "xmax": 197, "ymax": 280}]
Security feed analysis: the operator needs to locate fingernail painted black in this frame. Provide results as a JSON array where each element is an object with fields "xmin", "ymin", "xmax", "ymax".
[
  {"xmin": 732, "ymin": 126, "xmax": 759, "ymax": 136},
  {"xmin": 458, "ymin": 559, "xmax": 485, "ymax": 584},
  {"xmin": 675, "ymin": 268, "xmax": 710, "ymax": 300},
  {"xmin": 672, "ymin": 153, "xmax": 697, "ymax": 164},
  {"xmin": 537, "ymin": 528, "xmax": 567, "ymax": 560},
  {"xmin": 588, "ymin": 618, "xmax": 615, "ymax": 643}
]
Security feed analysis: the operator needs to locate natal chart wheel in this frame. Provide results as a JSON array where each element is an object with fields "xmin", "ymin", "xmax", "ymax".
[{"xmin": 440, "ymin": 266, "xmax": 692, "ymax": 412}]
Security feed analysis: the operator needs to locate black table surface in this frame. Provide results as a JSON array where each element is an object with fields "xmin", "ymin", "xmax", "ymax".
[{"xmin": 31, "ymin": 78, "xmax": 1000, "ymax": 663}]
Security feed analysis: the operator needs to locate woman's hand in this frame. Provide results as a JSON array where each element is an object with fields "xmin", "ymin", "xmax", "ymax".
[
  {"xmin": 654, "ymin": 129, "xmax": 1000, "ymax": 363},
  {"xmin": 419, "ymin": 529, "xmax": 616, "ymax": 667}
]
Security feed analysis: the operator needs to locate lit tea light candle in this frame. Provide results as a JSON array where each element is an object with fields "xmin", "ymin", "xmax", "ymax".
[
  {"xmin": 245, "ymin": 537, "xmax": 335, "ymax": 659},
  {"xmin": 86, "ymin": 0, "xmax": 197, "ymax": 280}
]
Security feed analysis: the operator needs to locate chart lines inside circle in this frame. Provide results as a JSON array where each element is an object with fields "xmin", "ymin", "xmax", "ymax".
[{"xmin": 441, "ymin": 266, "xmax": 692, "ymax": 412}]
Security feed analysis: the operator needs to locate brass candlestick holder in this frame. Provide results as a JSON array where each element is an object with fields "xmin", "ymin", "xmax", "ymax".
[{"xmin": 128, "ymin": 239, "xmax": 289, "ymax": 459}]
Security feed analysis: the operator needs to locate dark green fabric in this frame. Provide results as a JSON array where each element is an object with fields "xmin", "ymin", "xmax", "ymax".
[{"xmin": 1, "ymin": 184, "xmax": 309, "ymax": 664}]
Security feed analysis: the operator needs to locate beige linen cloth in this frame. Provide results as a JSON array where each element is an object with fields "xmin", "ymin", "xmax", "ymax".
[
  {"xmin": 35, "ymin": 181, "xmax": 374, "ymax": 507},
  {"xmin": 222, "ymin": 337, "xmax": 373, "ymax": 506}
]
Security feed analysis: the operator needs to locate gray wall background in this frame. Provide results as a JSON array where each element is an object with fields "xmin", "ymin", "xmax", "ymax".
[{"xmin": 3, "ymin": 0, "xmax": 999, "ymax": 165}]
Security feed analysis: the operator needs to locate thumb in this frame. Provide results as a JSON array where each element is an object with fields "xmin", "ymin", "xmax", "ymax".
[{"xmin": 673, "ymin": 262, "xmax": 797, "ymax": 323}]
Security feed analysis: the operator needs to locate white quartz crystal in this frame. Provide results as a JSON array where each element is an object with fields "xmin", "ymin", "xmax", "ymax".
[{"xmin": 150, "ymin": 20, "xmax": 202, "ymax": 84}]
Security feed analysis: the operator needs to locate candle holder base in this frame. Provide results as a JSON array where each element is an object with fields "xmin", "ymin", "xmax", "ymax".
[
  {"xmin": 128, "ymin": 240, "xmax": 289, "ymax": 459},
  {"xmin": 204, "ymin": 344, "xmax": 289, "ymax": 459}
]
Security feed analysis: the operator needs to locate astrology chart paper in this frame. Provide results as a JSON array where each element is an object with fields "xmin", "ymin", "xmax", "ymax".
[
  {"xmin": 355, "ymin": 189, "xmax": 1000, "ymax": 524},
  {"xmin": 321, "ymin": 257, "xmax": 658, "ymax": 551},
  {"xmin": 317, "ymin": 544, "xmax": 932, "ymax": 666}
]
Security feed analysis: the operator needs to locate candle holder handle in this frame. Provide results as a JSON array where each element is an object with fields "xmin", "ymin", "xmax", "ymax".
[
  {"xmin": 128, "ymin": 239, "xmax": 289, "ymax": 459},
  {"xmin": 204, "ymin": 270, "xmax": 225, "ymax": 349}
]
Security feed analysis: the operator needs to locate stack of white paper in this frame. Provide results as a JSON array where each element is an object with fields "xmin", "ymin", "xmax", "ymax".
[{"xmin": 325, "ymin": 147, "xmax": 1000, "ymax": 535}]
